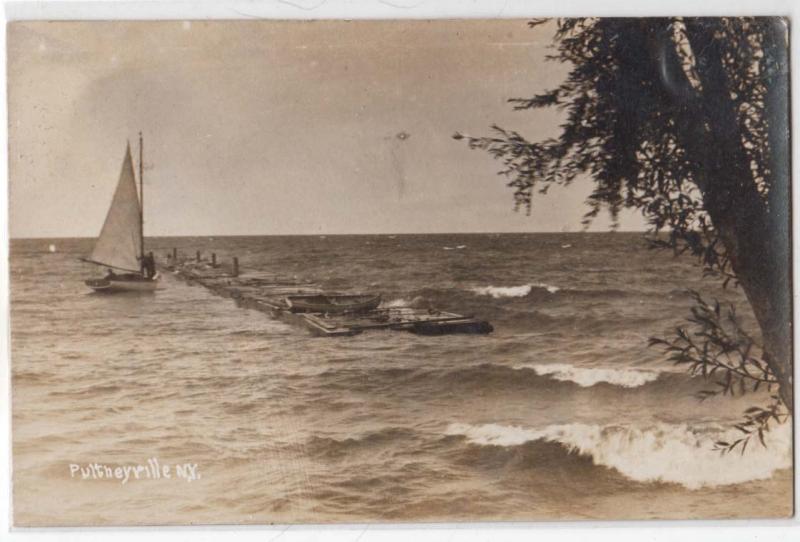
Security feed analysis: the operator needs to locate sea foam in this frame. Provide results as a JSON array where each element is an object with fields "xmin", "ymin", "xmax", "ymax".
[
  {"xmin": 445, "ymin": 421, "xmax": 792, "ymax": 489},
  {"xmin": 472, "ymin": 282, "xmax": 560, "ymax": 298},
  {"xmin": 381, "ymin": 296, "xmax": 426, "ymax": 309},
  {"xmin": 383, "ymin": 298, "xmax": 410, "ymax": 308},
  {"xmin": 518, "ymin": 363, "xmax": 661, "ymax": 388}
]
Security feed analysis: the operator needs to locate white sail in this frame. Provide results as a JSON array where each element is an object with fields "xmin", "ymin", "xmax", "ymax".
[{"xmin": 88, "ymin": 144, "xmax": 142, "ymax": 273}]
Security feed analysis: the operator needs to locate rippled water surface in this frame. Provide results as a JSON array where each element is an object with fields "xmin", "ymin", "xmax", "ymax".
[{"xmin": 10, "ymin": 233, "xmax": 793, "ymax": 525}]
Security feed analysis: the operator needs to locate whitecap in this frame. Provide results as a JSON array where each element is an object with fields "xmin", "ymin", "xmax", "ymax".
[
  {"xmin": 383, "ymin": 298, "xmax": 411, "ymax": 308},
  {"xmin": 445, "ymin": 421, "xmax": 792, "ymax": 489},
  {"xmin": 381, "ymin": 296, "xmax": 426, "ymax": 309},
  {"xmin": 471, "ymin": 282, "xmax": 560, "ymax": 298},
  {"xmin": 472, "ymin": 285, "xmax": 532, "ymax": 298},
  {"xmin": 533, "ymin": 282, "xmax": 560, "ymax": 294},
  {"xmin": 519, "ymin": 362, "xmax": 661, "ymax": 388}
]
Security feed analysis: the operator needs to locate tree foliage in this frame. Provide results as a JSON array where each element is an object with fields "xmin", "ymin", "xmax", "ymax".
[
  {"xmin": 455, "ymin": 18, "xmax": 792, "ymax": 426},
  {"xmin": 649, "ymin": 291, "xmax": 788, "ymax": 453}
]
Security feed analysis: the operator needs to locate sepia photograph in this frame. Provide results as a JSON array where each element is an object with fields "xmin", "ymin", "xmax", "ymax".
[{"xmin": 7, "ymin": 15, "xmax": 794, "ymax": 527}]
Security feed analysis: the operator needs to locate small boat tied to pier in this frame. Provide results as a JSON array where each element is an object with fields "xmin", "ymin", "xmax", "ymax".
[
  {"xmin": 82, "ymin": 133, "xmax": 160, "ymax": 293},
  {"xmin": 300, "ymin": 307, "xmax": 495, "ymax": 337},
  {"xmin": 285, "ymin": 293, "xmax": 382, "ymax": 314}
]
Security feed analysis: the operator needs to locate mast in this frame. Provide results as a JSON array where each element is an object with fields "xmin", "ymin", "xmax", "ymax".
[{"xmin": 139, "ymin": 131, "xmax": 144, "ymax": 273}]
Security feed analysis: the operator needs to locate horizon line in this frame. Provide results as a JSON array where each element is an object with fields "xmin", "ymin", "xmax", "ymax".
[{"xmin": 10, "ymin": 230, "xmax": 651, "ymax": 241}]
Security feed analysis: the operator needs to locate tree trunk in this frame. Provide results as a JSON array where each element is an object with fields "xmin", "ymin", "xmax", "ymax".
[
  {"xmin": 649, "ymin": 19, "xmax": 793, "ymax": 412},
  {"xmin": 682, "ymin": 19, "xmax": 794, "ymax": 412}
]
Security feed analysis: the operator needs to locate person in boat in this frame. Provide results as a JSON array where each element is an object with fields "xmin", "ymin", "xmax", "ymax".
[
  {"xmin": 142, "ymin": 254, "xmax": 156, "ymax": 279},
  {"xmin": 104, "ymin": 268, "xmax": 117, "ymax": 280}
]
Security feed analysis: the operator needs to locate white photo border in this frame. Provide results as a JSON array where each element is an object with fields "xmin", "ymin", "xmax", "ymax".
[{"xmin": 1, "ymin": 1, "xmax": 797, "ymax": 541}]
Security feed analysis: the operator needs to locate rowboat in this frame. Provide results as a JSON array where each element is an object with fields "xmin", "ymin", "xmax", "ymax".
[{"xmin": 285, "ymin": 294, "xmax": 382, "ymax": 314}]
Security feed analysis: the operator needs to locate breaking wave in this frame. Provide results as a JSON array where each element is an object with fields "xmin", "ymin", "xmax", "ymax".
[
  {"xmin": 517, "ymin": 363, "xmax": 662, "ymax": 388},
  {"xmin": 381, "ymin": 297, "xmax": 426, "ymax": 308},
  {"xmin": 445, "ymin": 421, "xmax": 792, "ymax": 489},
  {"xmin": 471, "ymin": 282, "xmax": 560, "ymax": 298},
  {"xmin": 313, "ymin": 362, "xmax": 688, "ymax": 397},
  {"xmin": 383, "ymin": 298, "xmax": 411, "ymax": 308}
]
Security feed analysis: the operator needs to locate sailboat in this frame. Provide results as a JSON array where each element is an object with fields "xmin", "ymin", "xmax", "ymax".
[{"xmin": 83, "ymin": 133, "xmax": 160, "ymax": 293}]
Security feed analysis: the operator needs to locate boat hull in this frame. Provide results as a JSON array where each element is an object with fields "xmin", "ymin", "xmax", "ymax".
[
  {"xmin": 286, "ymin": 294, "xmax": 381, "ymax": 314},
  {"xmin": 85, "ymin": 273, "xmax": 160, "ymax": 293}
]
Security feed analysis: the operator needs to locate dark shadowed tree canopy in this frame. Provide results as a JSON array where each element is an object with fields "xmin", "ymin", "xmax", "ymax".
[{"xmin": 455, "ymin": 18, "xmax": 792, "ymax": 419}]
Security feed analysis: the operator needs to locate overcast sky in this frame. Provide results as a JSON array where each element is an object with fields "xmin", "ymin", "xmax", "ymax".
[{"xmin": 8, "ymin": 19, "xmax": 644, "ymax": 238}]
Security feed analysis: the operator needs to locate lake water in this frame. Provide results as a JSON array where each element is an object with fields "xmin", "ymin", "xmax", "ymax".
[{"xmin": 10, "ymin": 233, "xmax": 793, "ymax": 525}]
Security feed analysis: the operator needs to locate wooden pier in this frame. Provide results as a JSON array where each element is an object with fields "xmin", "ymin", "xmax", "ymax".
[{"xmin": 159, "ymin": 251, "xmax": 493, "ymax": 338}]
